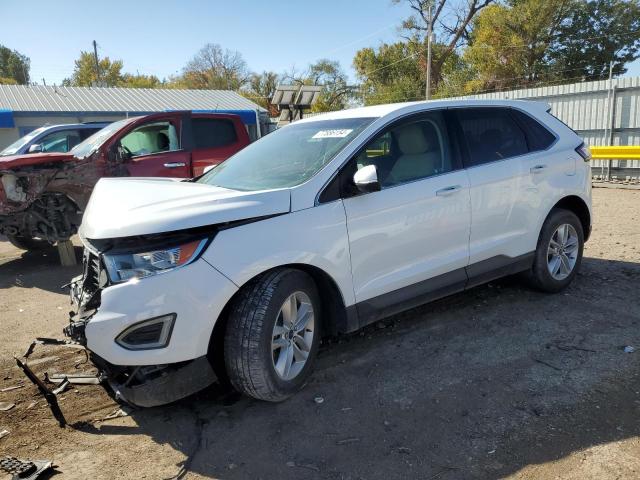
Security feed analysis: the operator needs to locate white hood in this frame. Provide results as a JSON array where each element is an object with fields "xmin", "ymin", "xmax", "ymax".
[{"xmin": 80, "ymin": 177, "xmax": 291, "ymax": 239}]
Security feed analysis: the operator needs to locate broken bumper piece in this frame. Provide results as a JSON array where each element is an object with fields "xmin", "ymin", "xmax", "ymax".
[{"xmin": 93, "ymin": 354, "xmax": 216, "ymax": 408}]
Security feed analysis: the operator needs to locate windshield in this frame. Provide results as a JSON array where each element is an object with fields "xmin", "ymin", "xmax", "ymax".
[
  {"xmin": 198, "ymin": 117, "xmax": 375, "ymax": 191},
  {"xmin": 0, "ymin": 127, "xmax": 48, "ymax": 156},
  {"xmin": 71, "ymin": 118, "xmax": 131, "ymax": 159}
]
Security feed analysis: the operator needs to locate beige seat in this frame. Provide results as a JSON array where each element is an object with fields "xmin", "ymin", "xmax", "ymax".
[{"xmin": 389, "ymin": 123, "xmax": 442, "ymax": 184}]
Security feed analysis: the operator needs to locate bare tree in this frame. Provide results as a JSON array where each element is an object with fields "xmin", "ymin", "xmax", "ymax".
[{"xmin": 181, "ymin": 43, "xmax": 250, "ymax": 90}]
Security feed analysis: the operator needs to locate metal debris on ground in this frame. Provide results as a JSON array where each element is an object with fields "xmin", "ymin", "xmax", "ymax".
[
  {"xmin": 0, "ymin": 457, "xmax": 53, "ymax": 480},
  {"xmin": 624, "ymin": 346, "xmax": 635, "ymax": 353},
  {"xmin": 103, "ymin": 407, "xmax": 132, "ymax": 420},
  {"xmin": 14, "ymin": 357, "xmax": 66, "ymax": 428},
  {"xmin": 51, "ymin": 379, "xmax": 70, "ymax": 395},
  {"xmin": 0, "ymin": 429, "xmax": 8, "ymax": 440},
  {"xmin": 45, "ymin": 373, "xmax": 100, "ymax": 385},
  {"xmin": 0, "ymin": 402, "xmax": 15, "ymax": 412},
  {"xmin": 0, "ymin": 385, "xmax": 23, "ymax": 392},
  {"xmin": 314, "ymin": 396, "xmax": 324, "ymax": 404}
]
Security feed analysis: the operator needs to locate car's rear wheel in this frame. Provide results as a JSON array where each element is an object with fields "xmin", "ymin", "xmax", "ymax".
[
  {"xmin": 6, "ymin": 234, "xmax": 50, "ymax": 251},
  {"xmin": 528, "ymin": 208, "xmax": 584, "ymax": 292},
  {"xmin": 224, "ymin": 268, "xmax": 321, "ymax": 401}
]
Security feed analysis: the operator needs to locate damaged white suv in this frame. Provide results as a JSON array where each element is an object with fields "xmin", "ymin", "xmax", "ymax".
[{"xmin": 66, "ymin": 100, "xmax": 592, "ymax": 406}]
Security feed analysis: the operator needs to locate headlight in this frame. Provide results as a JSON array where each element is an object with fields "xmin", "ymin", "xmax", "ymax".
[{"xmin": 103, "ymin": 238, "xmax": 207, "ymax": 283}]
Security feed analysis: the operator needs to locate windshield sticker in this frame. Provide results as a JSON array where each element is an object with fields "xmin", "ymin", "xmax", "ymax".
[{"xmin": 312, "ymin": 129, "xmax": 353, "ymax": 139}]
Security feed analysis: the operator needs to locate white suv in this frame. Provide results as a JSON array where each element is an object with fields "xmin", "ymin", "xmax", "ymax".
[{"xmin": 66, "ymin": 99, "xmax": 592, "ymax": 406}]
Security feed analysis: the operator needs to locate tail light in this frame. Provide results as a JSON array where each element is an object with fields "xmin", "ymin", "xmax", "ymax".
[{"xmin": 575, "ymin": 143, "xmax": 591, "ymax": 162}]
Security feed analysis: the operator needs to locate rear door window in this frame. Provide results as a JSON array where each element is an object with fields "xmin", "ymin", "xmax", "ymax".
[
  {"xmin": 455, "ymin": 107, "xmax": 528, "ymax": 167},
  {"xmin": 192, "ymin": 118, "xmax": 238, "ymax": 149}
]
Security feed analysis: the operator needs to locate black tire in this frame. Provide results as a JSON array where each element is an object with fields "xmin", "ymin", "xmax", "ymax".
[
  {"xmin": 6, "ymin": 234, "xmax": 50, "ymax": 251},
  {"xmin": 224, "ymin": 268, "xmax": 321, "ymax": 402},
  {"xmin": 527, "ymin": 208, "xmax": 584, "ymax": 293}
]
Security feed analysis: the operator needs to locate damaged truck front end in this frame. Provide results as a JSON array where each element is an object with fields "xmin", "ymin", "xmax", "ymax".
[{"xmin": 0, "ymin": 157, "xmax": 94, "ymax": 245}]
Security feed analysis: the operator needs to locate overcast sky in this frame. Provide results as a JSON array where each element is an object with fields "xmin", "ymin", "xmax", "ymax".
[{"xmin": 2, "ymin": 0, "xmax": 639, "ymax": 87}]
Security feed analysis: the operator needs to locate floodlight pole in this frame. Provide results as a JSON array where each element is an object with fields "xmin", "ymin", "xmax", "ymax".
[{"xmin": 425, "ymin": 4, "xmax": 433, "ymax": 100}]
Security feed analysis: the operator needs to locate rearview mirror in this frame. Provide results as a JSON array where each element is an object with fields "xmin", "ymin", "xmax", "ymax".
[
  {"xmin": 353, "ymin": 164, "xmax": 381, "ymax": 193},
  {"xmin": 28, "ymin": 144, "xmax": 42, "ymax": 153}
]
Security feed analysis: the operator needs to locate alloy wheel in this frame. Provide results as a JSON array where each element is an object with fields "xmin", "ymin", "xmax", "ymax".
[
  {"xmin": 271, "ymin": 291, "xmax": 315, "ymax": 381},
  {"xmin": 547, "ymin": 223, "xmax": 579, "ymax": 280}
]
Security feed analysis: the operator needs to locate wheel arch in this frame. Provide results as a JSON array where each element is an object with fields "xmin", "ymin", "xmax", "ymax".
[
  {"xmin": 549, "ymin": 195, "xmax": 591, "ymax": 241},
  {"xmin": 207, "ymin": 263, "xmax": 355, "ymax": 379}
]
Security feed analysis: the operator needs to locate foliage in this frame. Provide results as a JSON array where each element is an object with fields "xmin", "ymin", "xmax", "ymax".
[
  {"xmin": 549, "ymin": 0, "xmax": 640, "ymax": 80},
  {"xmin": 242, "ymin": 71, "xmax": 280, "ymax": 109},
  {"xmin": 179, "ymin": 43, "xmax": 250, "ymax": 90},
  {"xmin": 121, "ymin": 73, "xmax": 162, "ymax": 89},
  {"xmin": 62, "ymin": 51, "xmax": 124, "ymax": 87},
  {"xmin": 282, "ymin": 59, "xmax": 352, "ymax": 111},
  {"xmin": 354, "ymin": 41, "xmax": 425, "ymax": 105},
  {"xmin": 0, "ymin": 45, "xmax": 30, "ymax": 85},
  {"xmin": 391, "ymin": 0, "xmax": 496, "ymax": 90},
  {"xmin": 463, "ymin": 0, "xmax": 573, "ymax": 92}
]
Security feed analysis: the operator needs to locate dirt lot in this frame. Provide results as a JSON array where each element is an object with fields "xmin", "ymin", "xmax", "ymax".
[{"xmin": 0, "ymin": 187, "xmax": 639, "ymax": 480}]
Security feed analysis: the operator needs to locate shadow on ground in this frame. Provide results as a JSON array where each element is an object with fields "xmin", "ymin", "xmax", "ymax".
[
  {"xmin": 0, "ymin": 244, "xmax": 82, "ymax": 293},
  {"xmin": 66, "ymin": 256, "xmax": 640, "ymax": 479}
]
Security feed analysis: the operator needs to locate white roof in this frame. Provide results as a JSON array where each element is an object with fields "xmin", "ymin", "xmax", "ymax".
[{"xmin": 296, "ymin": 98, "xmax": 550, "ymax": 124}]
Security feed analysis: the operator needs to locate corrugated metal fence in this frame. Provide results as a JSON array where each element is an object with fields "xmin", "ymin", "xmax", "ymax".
[{"xmin": 459, "ymin": 76, "xmax": 640, "ymax": 173}]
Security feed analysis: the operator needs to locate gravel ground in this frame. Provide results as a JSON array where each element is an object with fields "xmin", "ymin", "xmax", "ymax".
[{"xmin": 0, "ymin": 187, "xmax": 639, "ymax": 480}]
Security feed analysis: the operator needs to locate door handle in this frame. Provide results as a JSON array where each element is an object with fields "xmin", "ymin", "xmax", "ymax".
[
  {"xmin": 436, "ymin": 185, "xmax": 462, "ymax": 196},
  {"xmin": 530, "ymin": 164, "xmax": 547, "ymax": 174},
  {"xmin": 164, "ymin": 162, "xmax": 186, "ymax": 168}
]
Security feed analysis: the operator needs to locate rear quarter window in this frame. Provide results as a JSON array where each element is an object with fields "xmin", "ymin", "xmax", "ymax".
[
  {"xmin": 511, "ymin": 110, "xmax": 557, "ymax": 151},
  {"xmin": 192, "ymin": 118, "xmax": 238, "ymax": 149}
]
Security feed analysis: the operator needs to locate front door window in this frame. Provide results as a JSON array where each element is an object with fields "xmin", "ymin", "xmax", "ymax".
[{"xmin": 120, "ymin": 121, "xmax": 179, "ymax": 157}]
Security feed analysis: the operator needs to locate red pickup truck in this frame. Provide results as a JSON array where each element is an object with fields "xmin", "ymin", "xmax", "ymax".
[{"xmin": 0, "ymin": 111, "xmax": 251, "ymax": 249}]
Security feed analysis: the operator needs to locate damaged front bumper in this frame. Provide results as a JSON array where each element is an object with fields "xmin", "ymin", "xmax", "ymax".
[{"xmin": 57, "ymin": 248, "xmax": 236, "ymax": 409}]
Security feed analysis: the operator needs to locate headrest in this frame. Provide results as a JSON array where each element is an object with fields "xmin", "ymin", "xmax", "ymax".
[
  {"xmin": 396, "ymin": 123, "xmax": 430, "ymax": 155},
  {"xmin": 157, "ymin": 132, "xmax": 170, "ymax": 149}
]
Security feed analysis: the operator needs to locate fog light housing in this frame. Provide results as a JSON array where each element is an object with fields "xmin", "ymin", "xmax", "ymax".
[{"xmin": 116, "ymin": 314, "xmax": 176, "ymax": 350}]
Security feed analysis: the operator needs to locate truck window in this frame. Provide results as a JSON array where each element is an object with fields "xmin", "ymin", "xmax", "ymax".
[
  {"xmin": 120, "ymin": 121, "xmax": 179, "ymax": 157},
  {"xmin": 192, "ymin": 118, "xmax": 238, "ymax": 149}
]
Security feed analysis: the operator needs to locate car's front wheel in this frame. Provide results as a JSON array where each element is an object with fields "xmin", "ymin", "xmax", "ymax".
[
  {"xmin": 224, "ymin": 268, "xmax": 321, "ymax": 401},
  {"xmin": 528, "ymin": 208, "xmax": 584, "ymax": 292}
]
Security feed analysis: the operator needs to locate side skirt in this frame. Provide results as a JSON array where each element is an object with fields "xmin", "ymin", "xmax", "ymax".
[{"xmin": 349, "ymin": 252, "xmax": 535, "ymax": 331}]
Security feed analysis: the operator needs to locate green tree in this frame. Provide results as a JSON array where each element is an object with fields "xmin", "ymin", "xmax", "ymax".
[
  {"xmin": 550, "ymin": 0, "xmax": 640, "ymax": 80},
  {"xmin": 243, "ymin": 71, "xmax": 280, "ymax": 109},
  {"xmin": 180, "ymin": 43, "xmax": 249, "ymax": 90},
  {"xmin": 464, "ymin": 0, "xmax": 573, "ymax": 92},
  {"xmin": 462, "ymin": 0, "xmax": 640, "ymax": 94},
  {"xmin": 354, "ymin": 41, "xmax": 425, "ymax": 105},
  {"xmin": 121, "ymin": 73, "xmax": 162, "ymax": 88},
  {"xmin": 62, "ymin": 51, "xmax": 124, "ymax": 87},
  {"xmin": 306, "ymin": 59, "xmax": 352, "ymax": 111},
  {"xmin": 281, "ymin": 60, "xmax": 352, "ymax": 111},
  {"xmin": 0, "ymin": 45, "xmax": 30, "ymax": 84}
]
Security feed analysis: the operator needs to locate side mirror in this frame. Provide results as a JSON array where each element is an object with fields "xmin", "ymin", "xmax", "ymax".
[
  {"xmin": 28, "ymin": 144, "xmax": 42, "ymax": 153},
  {"xmin": 353, "ymin": 164, "xmax": 381, "ymax": 193}
]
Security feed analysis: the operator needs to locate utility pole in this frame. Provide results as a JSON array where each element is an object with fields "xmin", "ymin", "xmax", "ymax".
[
  {"xmin": 92, "ymin": 40, "xmax": 101, "ymax": 84},
  {"xmin": 425, "ymin": 3, "xmax": 433, "ymax": 100}
]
